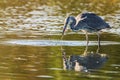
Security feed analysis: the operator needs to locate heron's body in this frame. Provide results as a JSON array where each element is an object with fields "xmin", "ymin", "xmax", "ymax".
[
  {"xmin": 68, "ymin": 13, "xmax": 110, "ymax": 32},
  {"xmin": 62, "ymin": 12, "xmax": 111, "ymax": 52}
]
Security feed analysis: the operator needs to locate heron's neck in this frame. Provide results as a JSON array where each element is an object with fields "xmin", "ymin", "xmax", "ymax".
[
  {"xmin": 70, "ymin": 22, "xmax": 79, "ymax": 31},
  {"xmin": 70, "ymin": 21, "xmax": 77, "ymax": 31},
  {"xmin": 70, "ymin": 21, "xmax": 84, "ymax": 31},
  {"xmin": 70, "ymin": 24, "xmax": 75, "ymax": 30},
  {"xmin": 69, "ymin": 17, "xmax": 80, "ymax": 31}
]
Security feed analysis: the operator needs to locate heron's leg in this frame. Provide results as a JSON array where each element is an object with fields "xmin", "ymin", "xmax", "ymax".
[
  {"xmin": 84, "ymin": 32, "xmax": 89, "ymax": 55},
  {"xmin": 96, "ymin": 32, "xmax": 100, "ymax": 53},
  {"xmin": 86, "ymin": 32, "xmax": 89, "ymax": 47}
]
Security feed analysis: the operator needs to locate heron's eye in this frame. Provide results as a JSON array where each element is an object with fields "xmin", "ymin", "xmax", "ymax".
[
  {"xmin": 64, "ymin": 18, "xmax": 67, "ymax": 24},
  {"xmin": 69, "ymin": 19, "xmax": 73, "ymax": 23},
  {"xmin": 64, "ymin": 17, "xmax": 69, "ymax": 24}
]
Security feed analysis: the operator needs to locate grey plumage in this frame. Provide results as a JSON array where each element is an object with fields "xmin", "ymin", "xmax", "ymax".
[
  {"xmin": 62, "ymin": 12, "xmax": 111, "ymax": 49},
  {"xmin": 65, "ymin": 13, "xmax": 110, "ymax": 32}
]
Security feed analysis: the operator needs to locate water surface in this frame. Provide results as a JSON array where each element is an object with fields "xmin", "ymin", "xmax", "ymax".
[{"xmin": 0, "ymin": 0, "xmax": 120, "ymax": 80}]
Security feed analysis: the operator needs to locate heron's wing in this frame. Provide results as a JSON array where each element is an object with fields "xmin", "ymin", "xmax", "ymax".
[
  {"xmin": 75, "ymin": 14, "xmax": 96, "ymax": 31},
  {"xmin": 76, "ymin": 13, "xmax": 109, "ymax": 30},
  {"xmin": 75, "ymin": 13, "xmax": 95, "ymax": 29},
  {"xmin": 74, "ymin": 21, "xmax": 96, "ymax": 32}
]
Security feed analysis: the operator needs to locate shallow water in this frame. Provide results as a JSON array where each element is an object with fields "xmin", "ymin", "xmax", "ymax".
[{"xmin": 0, "ymin": 0, "xmax": 120, "ymax": 80}]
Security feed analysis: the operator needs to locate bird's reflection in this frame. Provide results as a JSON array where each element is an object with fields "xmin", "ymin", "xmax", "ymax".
[{"xmin": 61, "ymin": 46, "xmax": 108, "ymax": 72}]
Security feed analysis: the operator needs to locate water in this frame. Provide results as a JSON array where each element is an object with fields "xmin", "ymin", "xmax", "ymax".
[{"xmin": 0, "ymin": 0, "xmax": 120, "ymax": 80}]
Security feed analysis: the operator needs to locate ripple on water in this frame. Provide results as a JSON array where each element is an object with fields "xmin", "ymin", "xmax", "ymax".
[
  {"xmin": 3, "ymin": 40, "xmax": 120, "ymax": 46},
  {"xmin": 86, "ymin": 74, "xmax": 113, "ymax": 79},
  {"xmin": 36, "ymin": 75, "xmax": 54, "ymax": 78},
  {"xmin": 48, "ymin": 68, "xmax": 63, "ymax": 71}
]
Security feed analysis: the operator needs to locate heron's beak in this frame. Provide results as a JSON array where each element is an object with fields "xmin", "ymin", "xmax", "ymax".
[
  {"xmin": 61, "ymin": 24, "xmax": 67, "ymax": 39},
  {"xmin": 62, "ymin": 24, "xmax": 67, "ymax": 35}
]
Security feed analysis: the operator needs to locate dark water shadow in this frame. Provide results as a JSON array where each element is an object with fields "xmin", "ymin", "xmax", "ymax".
[{"xmin": 61, "ymin": 45, "xmax": 108, "ymax": 72}]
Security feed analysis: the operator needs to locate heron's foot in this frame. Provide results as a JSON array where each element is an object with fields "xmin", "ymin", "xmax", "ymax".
[
  {"xmin": 83, "ymin": 50, "xmax": 88, "ymax": 56},
  {"xmin": 96, "ymin": 46, "xmax": 100, "ymax": 53},
  {"xmin": 96, "ymin": 44, "xmax": 100, "ymax": 53}
]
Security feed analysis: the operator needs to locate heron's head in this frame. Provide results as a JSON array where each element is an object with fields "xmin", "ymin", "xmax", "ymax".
[{"xmin": 62, "ymin": 16, "xmax": 76, "ymax": 35}]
